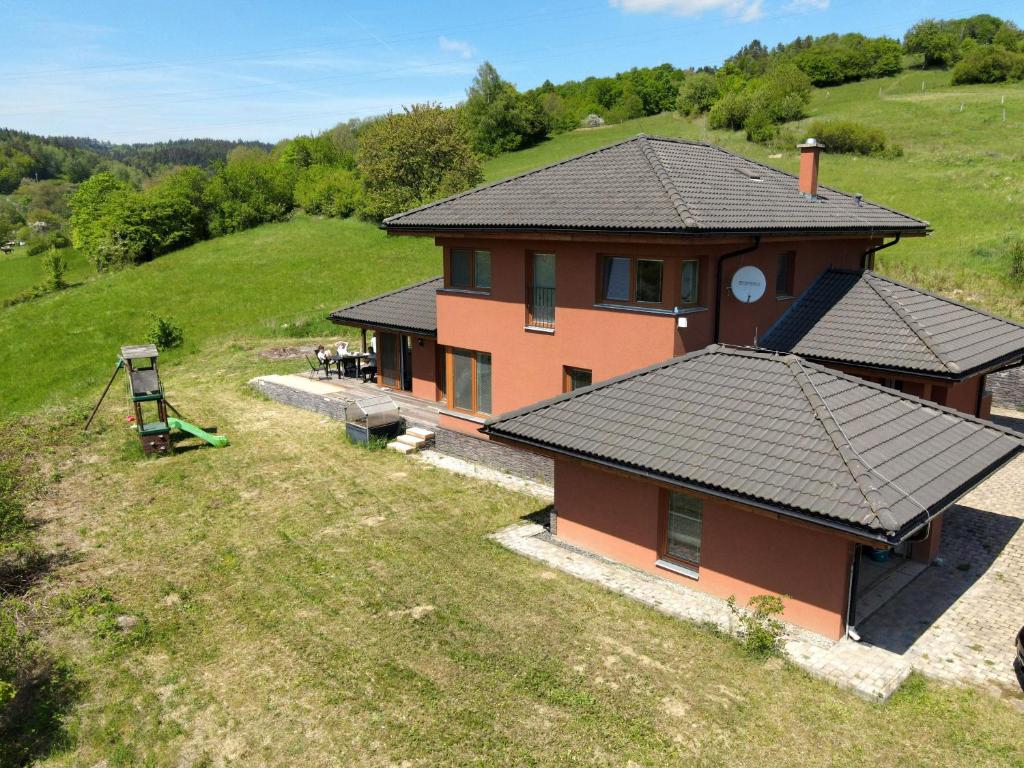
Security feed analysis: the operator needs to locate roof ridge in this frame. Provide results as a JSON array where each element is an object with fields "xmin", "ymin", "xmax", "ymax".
[
  {"xmin": 783, "ymin": 355, "xmax": 903, "ymax": 532},
  {"xmin": 636, "ymin": 135, "xmax": 698, "ymax": 228},
  {"xmin": 329, "ymin": 275, "xmax": 442, "ymax": 315},
  {"xmin": 866, "ymin": 269, "xmax": 1024, "ymax": 333},
  {"xmin": 383, "ymin": 135, "xmax": 647, "ymax": 225},
  {"xmin": 862, "ymin": 272, "xmax": 959, "ymax": 373}
]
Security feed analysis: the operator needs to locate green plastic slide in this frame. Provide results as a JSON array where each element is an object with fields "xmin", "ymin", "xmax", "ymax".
[{"xmin": 167, "ymin": 417, "xmax": 228, "ymax": 448}]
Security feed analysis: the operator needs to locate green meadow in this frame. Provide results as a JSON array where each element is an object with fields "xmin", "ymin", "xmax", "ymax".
[
  {"xmin": 2, "ymin": 69, "xmax": 1022, "ymax": 415},
  {"xmin": 0, "ymin": 216, "xmax": 437, "ymax": 413},
  {"xmin": 3, "ymin": 71, "xmax": 1024, "ymax": 766}
]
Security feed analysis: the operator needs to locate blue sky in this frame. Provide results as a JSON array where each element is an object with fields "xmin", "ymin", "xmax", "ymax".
[{"xmin": 3, "ymin": 1, "xmax": 1018, "ymax": 143}]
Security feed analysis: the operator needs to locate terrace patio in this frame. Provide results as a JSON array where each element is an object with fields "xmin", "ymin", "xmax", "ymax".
[{"xmin": 252, "ymin": 370, "xmax": 441, "ymax": 429}]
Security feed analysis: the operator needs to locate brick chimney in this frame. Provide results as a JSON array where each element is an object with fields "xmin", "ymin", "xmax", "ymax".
[{"xmin": 798, "ymin": 138, "xmax": 824, "ymax": 199}]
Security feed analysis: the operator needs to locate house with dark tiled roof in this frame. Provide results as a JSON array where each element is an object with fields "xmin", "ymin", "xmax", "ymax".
[
  {"xmin": 324, "ymin": 135, "xmax": 1024, "ymax": 638},
  {"xmin": 483, "ymin": 346, "xmax": 1022, "ymax": 638},
  {"xmin": 338, "ymin": 135, "xmax": 930, "ymax": 432},
  {"xmin": 760, "ymin": 269, "xmax": 1024, "ymax": 417}
]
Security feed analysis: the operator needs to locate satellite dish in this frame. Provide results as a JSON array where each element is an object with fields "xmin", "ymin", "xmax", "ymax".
[{"xmin": 731, "ymin": 265, "xmax": 766, "ymax": 303}]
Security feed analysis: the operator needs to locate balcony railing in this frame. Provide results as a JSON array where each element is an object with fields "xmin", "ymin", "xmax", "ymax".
[{"xmin": 528, "ymin": 286, "xmax": 556, "ymax": 329}]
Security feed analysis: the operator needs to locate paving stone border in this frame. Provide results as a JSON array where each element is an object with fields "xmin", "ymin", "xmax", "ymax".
[{"xmin": 491, "ymin": 522, "xmax": 911, "ymax": 701}]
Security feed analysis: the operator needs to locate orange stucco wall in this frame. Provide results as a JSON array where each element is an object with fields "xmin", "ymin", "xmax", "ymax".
[
  {"xmin": 553, "ymin": 458, "xmax": 855, "ymax": 639},
  {"xmin": 410, "ymin": 336, "xmax": 437, "ymax": 401},
  {"xmin": 436, "ymin": 236, "xmax": 872, "ymax": 426}
]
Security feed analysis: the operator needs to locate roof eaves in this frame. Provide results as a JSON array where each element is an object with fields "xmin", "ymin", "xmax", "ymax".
[
  {"xmin": 636, "ymin": 134, "xmax": 698, "ymax": 228},
  {"xmin": 327, "ymin": 276, "xmax": 442, "ymax": 319}
]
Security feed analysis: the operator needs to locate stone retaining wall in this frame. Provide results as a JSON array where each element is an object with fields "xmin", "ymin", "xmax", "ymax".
[
  {"xmin": 251, "ymin": 377, "xmax": 554, "ymax": 485},
  {"xmin": 989, "ymin": 366, "xmax": 1024, "ymax": 409},
  {"xmin": 433, "ymin": 427, "xmax": 553, "ymax": 485}
]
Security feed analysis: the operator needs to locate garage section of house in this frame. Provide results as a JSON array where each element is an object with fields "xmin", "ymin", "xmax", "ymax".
[
  {"xmin": 329, "ymin": 277, "xmax": 443, "ymax": 400},
  {"xmin": 760, "ymin": 268, "xmax": 1024, "ymax": 418},
  {"xmin": 483, "ymin": 345, "xmax": 1023, "ymax": 640}
]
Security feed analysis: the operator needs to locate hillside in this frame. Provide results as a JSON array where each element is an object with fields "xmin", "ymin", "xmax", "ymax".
[
  {"xmin": 0, "ymin": 215, "xmax": 437, "ymax": 413},
  {"xmin": 486, "ymin": 69, "xmax": 1024, "ymax": 323},
  {"xmin": 3, "ymin": 70, "xmax": 1023, "ymax": 415}
]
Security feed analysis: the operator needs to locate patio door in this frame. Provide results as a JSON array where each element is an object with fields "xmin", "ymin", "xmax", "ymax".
[
  {"xmin": 378, "ymin": 332, "xmax": 401, "ymax": 389},
  {"xmin": 378, "ymin": 332, "xmax": 413, "ymax": 392}
]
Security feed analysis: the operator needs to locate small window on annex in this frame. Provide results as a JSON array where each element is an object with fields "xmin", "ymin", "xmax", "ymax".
[
  {"xmin": 564, "ymin": 366, "xmax": 593, "ymax": 392},
  {"xmin": 666, "ymin": 492, "xmax": 702, "ymax": 566}
]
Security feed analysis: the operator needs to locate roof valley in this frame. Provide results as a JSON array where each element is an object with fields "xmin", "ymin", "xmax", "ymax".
[{"xmin": 784, "ymin": 355, "xmax": 901, "ymax": 533}]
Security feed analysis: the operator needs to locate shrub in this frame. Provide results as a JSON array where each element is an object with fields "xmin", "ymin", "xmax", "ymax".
[
  {"xmin": 743, "ymin": 109, "xmax": 778, "ymax": 144},
  {"xmin": 1010, "ymin": 241, "xmax": 1024, "ymax": 283},
  {"xmin": 145, "ymin": 315, "xmax": 184, "ymax": 350},
  {"xmin": 294, "ymin": 165, "xmax": 363, "ymax": 218},
  {"xmin": 677, "ymin": 72, "xmax": 721, "ymax": 116},
  {"xmin": 727, "ymin": 594, "xmax": 786, "ymax": 657},
  {"xmin": 205, "ymin": 147, "xmax": 296, "ymax": 236},
  {"xmin": 357, "ymin": 103, "xmax": 482, "ymax": 221},
  {"xmin": 708, "ymin": 91, "xmax": 751, "ymax": 131},
  {"xmin": 41, "ymin": 247, "xmax": 67, "ymax": 291},
  {"xmin": 952, "ymin": 44, "xmax": 1024, "ymax": 84},
  {"xmin": 806, "ymin": 119, "xmax": 894, "ymax": 157}
]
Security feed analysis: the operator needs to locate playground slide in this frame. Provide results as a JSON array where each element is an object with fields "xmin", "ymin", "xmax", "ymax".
[{"xmin": 167, "ymin": 417, "xmax": 229, "ymax": 448}]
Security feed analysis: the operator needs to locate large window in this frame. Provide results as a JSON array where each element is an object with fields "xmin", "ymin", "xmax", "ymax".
[
  {"xmin": 680, "ymin": 259, "xmax": 700, "ymax": 305},
  {"xmin": 600, "ymin": 256, "xmax": 664, "ymax": 305},
  {"xmin": 449, "ymin": 248, "xmax": 491, "ymax": 291},
  {"xmin": 447, "ymin": 348, "xmax": 492, "ymax": 415},
  {"xmin": 775, "ymin": 252, "xmax": 795, "ymax": 298},
  {"xmin": 666, "ymin": 492, "xmax": 702, "ymax": 565},
  {"xmin": 528, "ymin": 252, "xmax": 556, "ymax": 328},
  {"xmin": 563, "ymin": 366, "xmax": 592, "ymax": 392}
]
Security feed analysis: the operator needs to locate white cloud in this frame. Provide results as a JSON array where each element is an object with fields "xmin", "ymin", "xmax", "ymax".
[
  {"xmin": 784, "ymin": 0, "xmax": 829, "ymax": 10},
  {"xmin": 438, "ymin": 35, "xmax": 474, "ymax": 59},
  {"xmin": 610, "ymin": 0, "xmax": 764, "ymax": 22}
]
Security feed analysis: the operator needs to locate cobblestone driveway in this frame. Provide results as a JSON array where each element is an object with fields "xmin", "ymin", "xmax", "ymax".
[{"xmin": 860, "ymin": 408, "xmax": 1024, "ymax": 701}]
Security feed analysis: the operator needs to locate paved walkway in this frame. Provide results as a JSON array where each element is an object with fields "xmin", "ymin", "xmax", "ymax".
[
  {"xmin": 488, "ymin": 412, "xmax": 1024, "ymax": 703},
  {"xmin": 491, "ymin": 523, "xmax": 911, "ymax": 700},
  {"xmin": 860, "ymin": 443, "xmax": 1024, "ymax": 700}
]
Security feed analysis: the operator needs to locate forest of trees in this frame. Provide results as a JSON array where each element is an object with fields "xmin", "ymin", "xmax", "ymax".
[{"xmin": 3, "ymin": 12, "xmax": 1021, "ymax": 281}]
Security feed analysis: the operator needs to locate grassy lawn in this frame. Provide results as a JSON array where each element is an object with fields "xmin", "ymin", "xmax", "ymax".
[
  {"xmin": 14, "ymin": 344, "xmax": 1023, "ymax": 766},
  {"xmin": 0, "ymin": 215, "xmax": 437, "ymax": 414},
  {"xmin": 0, "ymin": 247, "xmax": 92, "ymax": 304},
  {"xmin": 485, "ymin": 71, "xmax": 1024, "ymax": 323}
]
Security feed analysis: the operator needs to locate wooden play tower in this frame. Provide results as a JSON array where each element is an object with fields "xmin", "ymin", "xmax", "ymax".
[{"xmin": 122, "ymin": 344, "xmax": 171, "ymax": 453}]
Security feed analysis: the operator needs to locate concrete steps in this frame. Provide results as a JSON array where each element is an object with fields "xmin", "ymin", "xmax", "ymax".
[{"xmin": 388, "ymin": 426, "xmax": 436, "ymax": 455}]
